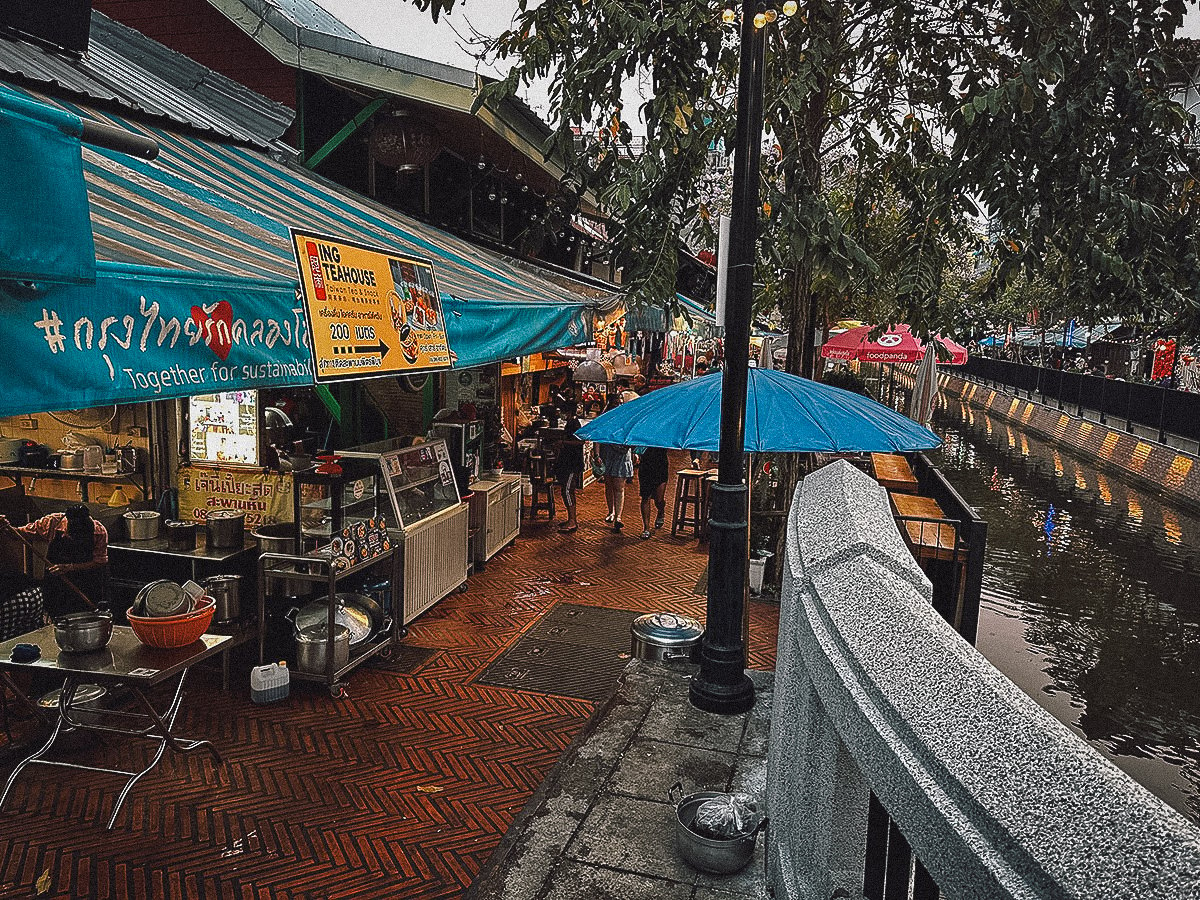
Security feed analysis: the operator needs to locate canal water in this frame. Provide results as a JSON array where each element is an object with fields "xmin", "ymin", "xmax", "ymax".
[{"xmin": 929, "ymin": 394, "xmax": 1200, "ymax": 823}]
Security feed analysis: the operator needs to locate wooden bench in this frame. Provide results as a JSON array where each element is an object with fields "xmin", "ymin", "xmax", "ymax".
[
  {"xmin": 890, "ymin": 493, "xmax": 960, "ymax": 562},
  {"xmin": 872, "ymin": 453, "xmax": 919, "ymax": 493}
]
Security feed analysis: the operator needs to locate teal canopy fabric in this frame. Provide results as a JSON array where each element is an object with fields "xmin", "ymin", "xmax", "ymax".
[
  {"xmin": 0, "ymin": 261, "xmax": 310, "ymax": 417},
  {"xmin": 64, "ymin": 100, "xmax": 595, "ymax": 362},
  {"xmin": 0, "ymin": 88, "xmax": 594, "ymax": 415},
  {"xmin": 442, "ymin": 296, "xmax": 590, "ymax": 368},
  {"xmin": 0, "ymin": 87, "xmax": 96, "ymax": 284}
]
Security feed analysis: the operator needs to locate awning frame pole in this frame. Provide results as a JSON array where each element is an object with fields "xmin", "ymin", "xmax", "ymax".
[{"xmin": 303, "ymin": 97, "xmax": 388, "ymax": 171}]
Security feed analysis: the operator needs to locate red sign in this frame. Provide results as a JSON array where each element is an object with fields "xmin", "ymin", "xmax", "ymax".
[{"xmin": 1152, "ymin": 339, "xmax": 1177, "ymax": 381}]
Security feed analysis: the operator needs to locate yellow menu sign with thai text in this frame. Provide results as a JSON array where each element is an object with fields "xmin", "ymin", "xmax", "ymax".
[{"xmin": 291, "ymin": 230, "xmax": 452, "ymax": 382}]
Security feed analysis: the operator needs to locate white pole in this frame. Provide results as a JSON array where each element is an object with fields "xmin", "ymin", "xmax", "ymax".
[{"xmin": 715, "ymin": 214, "xmax": 731, "ymax": 328}]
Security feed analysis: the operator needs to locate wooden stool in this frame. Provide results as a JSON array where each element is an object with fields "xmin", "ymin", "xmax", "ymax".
[
  {"xmin": 672, "ymin": 469, "xmax": 708, "ymax": 536},
  {"xmin": 525, "ymin": 454, "xmax": 556, "ymax": 520}
]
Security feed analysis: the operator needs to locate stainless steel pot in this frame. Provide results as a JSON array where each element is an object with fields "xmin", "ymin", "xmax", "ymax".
[
  {"xmin": 253, "ymin": 523, "xmax": 297, "ymax": 554},
  {"xmin": 630, "ymin": 612, "xmax": 704, "ymax": 663},
  {"xmin": 54, "ymin": 611, "xmax": 114, "ymax": 653},
  {"xmin": 671, "ymin": 786, "xmax": 766, "ymax": 875},
  {"xmin": 39, "ymin": 683, "xmax": 108, "ymax": 725},
  {"xmin": 202, "ymin": 574, "xmax": 242, "ymax": 623},
  {"xmin": 295, "ymin": 623, "xmax": 350, "ymax": 674},
  {"xmin": 56, "ymin": 449, "xmax": 84, "ymax": 471},
  {"xmin": 123, "ymin": 510, "xmax": 161, "ymax": 541},
  {"xmin": 206, "ymin": 510, "xmax": 246, "ymax": 550},
  {"xmin": 164, "ymin": 520, "xmax": 197, "ymax": 551}
]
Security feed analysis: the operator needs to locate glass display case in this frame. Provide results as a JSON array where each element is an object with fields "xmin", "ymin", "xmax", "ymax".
[
  {"xmin": 341, "ymin": 439, "xmax": 460, "ymax": 530},
  {"xmin": 293, "ymin": 455, "xmax": 388, "ymax": 547},
  {"xmin": 340, "ymin": 438, "xmax": 469, "ymax": 624}
]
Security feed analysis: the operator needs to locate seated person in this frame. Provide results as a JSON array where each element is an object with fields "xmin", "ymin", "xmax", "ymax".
[
  {"xmin": 0, "ymin": 575, "xmax": 43, "ymax": 642},
  {"xmin": 0, "ymin": 505, "xmax": 108, "ymax": 617}
]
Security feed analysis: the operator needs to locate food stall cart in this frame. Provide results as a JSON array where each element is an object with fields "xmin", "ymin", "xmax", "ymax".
[{"xmin": 256, "ymin": 438, "xmax": 468, "ymax": 696}]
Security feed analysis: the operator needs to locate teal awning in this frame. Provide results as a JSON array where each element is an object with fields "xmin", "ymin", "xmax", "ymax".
[
  {"xmin": 0, "ymin": 89, "xmax": 593, "ymax": 415},
  {"xmin": 0, "ymin": 87, "xmax": 95, "ymax": 284},
  {"xmin": 0, "ymin": 263, "xmax": 309, "ymax": 416}
]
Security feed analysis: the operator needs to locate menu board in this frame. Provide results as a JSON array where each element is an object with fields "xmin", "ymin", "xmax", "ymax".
[
  {"xmin": 188, "ymin": 390, "xmax": 259, "ymax": 465},
  {"xmin": 290, "ymin": 230, "xmax": 452, "ymax": 383}
]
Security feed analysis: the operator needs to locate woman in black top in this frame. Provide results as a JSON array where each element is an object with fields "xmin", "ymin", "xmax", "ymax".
[
  {"xmin": 637, "ymin": 446, "xmax": 669, "ymax": 539},
  {"xmin": 554, "ymin": 405, "xmax": 585, "ymax": 533}
]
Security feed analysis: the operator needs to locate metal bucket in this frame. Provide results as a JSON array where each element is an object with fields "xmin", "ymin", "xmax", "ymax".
[
  {"xmin": 123, "ymin": 510, "xmax": 161, "ymax": 541},
  {"xmin": 671, "ymin": 786, "xmax": 766, "ymax": 875},
  {"xmin": 630, "ymin": 612, "xmax": 704, "ymax": 663},
  {"xmin": 254, "ymin": 524, "xmax": 308, "ymax": 597}
]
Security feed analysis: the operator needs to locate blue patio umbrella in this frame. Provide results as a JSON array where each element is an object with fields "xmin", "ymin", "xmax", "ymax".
[{"xmin": 575, "ymin": 367, "xmax": 941, "ymax": 453}]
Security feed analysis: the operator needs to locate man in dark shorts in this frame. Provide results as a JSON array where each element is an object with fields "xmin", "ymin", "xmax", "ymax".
[
  {"xmin": 554, "ymin": 404, "xmax": 585, "ymax": 533},
  {"xmin": 637, "ymin": 446, "xmax": 669, "ymax": 539}
]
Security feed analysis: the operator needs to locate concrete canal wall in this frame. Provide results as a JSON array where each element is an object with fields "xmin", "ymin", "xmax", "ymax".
[
  {"xmin": 767, "ymin": 460, "xmax": 1200, "ymax": 899},
  {"xmin": 937, "ymin": 372, "xmax": 1200, "ymax": 515}
]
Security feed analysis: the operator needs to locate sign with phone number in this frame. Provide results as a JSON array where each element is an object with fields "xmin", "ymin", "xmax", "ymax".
[{"xmin": 290, "ymin": 229, "xmax": 452, "ymax": 382}]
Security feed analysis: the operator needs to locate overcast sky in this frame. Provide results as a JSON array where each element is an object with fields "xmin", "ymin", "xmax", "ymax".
[{"xmin": 320, "ymin": 0, "xmax": 1200, "ymax": 125}]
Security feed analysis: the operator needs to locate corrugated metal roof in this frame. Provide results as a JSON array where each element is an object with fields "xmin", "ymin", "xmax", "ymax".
[
  {"xmin": 0, "ymin": 12, "xmax": 293, "ymax": 148},
  {"xmin": 264, "ymin": 0, "xmax": 365, "ymax": 41}
]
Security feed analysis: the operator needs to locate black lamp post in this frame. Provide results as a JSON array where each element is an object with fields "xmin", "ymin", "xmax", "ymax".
[{"xmin": 689, "ymin": 0, "xmax": 770, "ymax": 715}]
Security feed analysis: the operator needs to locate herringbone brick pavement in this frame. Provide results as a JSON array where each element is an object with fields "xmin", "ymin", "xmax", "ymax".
[{"xmin": 0, "ymin": 452, "xmax": 778, "ymax": 899}]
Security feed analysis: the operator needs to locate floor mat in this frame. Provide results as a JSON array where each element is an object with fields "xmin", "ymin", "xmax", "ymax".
[{"xmin": 475, "ymin": 603, "xmax": 642, "ymax": 702}]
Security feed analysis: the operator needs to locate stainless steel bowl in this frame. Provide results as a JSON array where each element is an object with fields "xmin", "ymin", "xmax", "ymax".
[{"xmin": 53, "ymin": 611, "xmax": 114, "ymax": 653}]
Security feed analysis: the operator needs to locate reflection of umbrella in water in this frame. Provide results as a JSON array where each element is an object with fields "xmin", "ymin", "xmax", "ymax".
[{"xmin": 575, "ymin": 368, "xmax": 940, "ymax": 453}]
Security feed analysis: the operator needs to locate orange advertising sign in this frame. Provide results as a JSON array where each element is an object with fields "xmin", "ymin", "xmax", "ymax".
[{"xmin": 290, "ymin": 230, "xmax": 451, "ymax": 382}]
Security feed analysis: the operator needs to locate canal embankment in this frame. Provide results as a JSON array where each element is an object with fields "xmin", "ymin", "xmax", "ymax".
[{"xmin": 936, "ymin": 371, "xmax": 1200, "ymax": 515}]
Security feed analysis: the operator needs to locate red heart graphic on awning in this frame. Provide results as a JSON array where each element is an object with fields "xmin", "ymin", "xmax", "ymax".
[{"xmin": 191, "ymin": 301, "xmax": 234, "ymax": 361}]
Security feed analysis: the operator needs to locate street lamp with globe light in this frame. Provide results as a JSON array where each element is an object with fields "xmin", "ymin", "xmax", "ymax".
[{"xmin": 690, "ymin": 0, "xmax": 796, "ymax": 715}]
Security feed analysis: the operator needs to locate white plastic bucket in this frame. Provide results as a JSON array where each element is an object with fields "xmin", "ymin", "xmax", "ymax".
[{"xmin": 749, "ymin": 557, "xmax": 766, "ymax": 594}]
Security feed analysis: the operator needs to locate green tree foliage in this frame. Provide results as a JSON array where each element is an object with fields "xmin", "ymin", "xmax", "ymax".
[{"xmin": 467, "ymin": 0, "xmax": 1198, "ymax": 363}]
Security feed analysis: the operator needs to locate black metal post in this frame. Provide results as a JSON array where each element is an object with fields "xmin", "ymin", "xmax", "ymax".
[{"xmin": 690, "ymin": 0, "xmax": 762, "ymax": 714}]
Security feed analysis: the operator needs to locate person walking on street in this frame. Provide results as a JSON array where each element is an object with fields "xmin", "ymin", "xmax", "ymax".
[
  {"xmin": 636, "ymin": 446, "xmax": 669, "ymax": 539},
  {"xmin": 596, "ymin": 442, "xmax": 634, "ymax": 532},
  {"xmin": 554, "ymin": 403, "xmax": 584, "ymax": 534}
]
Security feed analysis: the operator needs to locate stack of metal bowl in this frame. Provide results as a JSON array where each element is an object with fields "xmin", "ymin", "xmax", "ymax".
[{"xmin": 132, "ymin": 580, "xmax": 194, "ymax": 618}]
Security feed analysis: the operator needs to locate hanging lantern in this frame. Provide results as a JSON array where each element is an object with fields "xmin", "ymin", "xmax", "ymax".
[{"xmin": 370, "ymin": 111, "xmax": 442, "ymax": 172}]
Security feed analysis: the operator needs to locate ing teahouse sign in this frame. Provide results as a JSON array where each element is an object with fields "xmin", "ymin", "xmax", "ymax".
[{"xmin": 291, "ymin": 230, "xmax": 452, "ymax": 382}]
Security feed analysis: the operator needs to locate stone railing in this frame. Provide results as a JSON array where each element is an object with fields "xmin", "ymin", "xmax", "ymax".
[{"xmin": 765, "ymin": 460, "xmax": 1200, "ymax": 900}]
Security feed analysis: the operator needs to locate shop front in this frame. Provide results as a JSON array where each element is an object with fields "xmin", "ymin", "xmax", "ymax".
[{"xmin": 0, "ymin": 86, "xmax": 594, "ymax": 692}]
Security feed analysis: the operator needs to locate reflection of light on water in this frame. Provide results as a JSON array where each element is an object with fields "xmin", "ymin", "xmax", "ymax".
[
  {"xmin": 1128, "ymin": 496, "xmax": 1143, "ymax": 524},
  {"xmin": 1053, "ymin": 451, "xmax": 1064, "ymax": 478},
  {"xmin": 934, "ymin": 388, "xmax": 1200, "ymax": 822},
  {"xmin": 985, "ymin": 417, "xmax": 992, "ymax": 435},
  {"xmin": 1164, "ymin": 508, "xmax": 1183, "ymax": 545}
]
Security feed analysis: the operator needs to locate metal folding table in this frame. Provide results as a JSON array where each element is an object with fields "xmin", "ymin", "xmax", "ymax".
[{"xmin": 0, "ymin": 626, "xmax": 230, "ymax": 829}]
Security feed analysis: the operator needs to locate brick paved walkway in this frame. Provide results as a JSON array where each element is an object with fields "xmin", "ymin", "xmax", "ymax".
[{"xmin": 0, "ymin": 453, "xmax": 778, "ymax": 899}]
